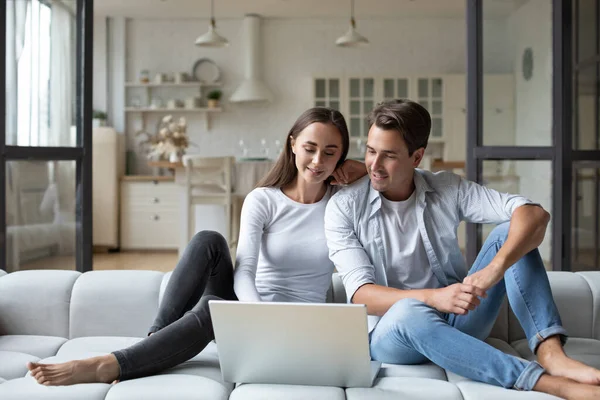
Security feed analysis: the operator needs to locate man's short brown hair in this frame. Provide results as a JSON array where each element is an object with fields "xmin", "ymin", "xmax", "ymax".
[{"xmin": 367, "ymin": 99, "xmax": 431, "ymax": 156}]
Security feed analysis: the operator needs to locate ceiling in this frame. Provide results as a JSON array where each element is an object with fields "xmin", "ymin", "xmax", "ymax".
[{"xmin": 94, "ymin": 0, "xmax": 528, "ymax": 19}]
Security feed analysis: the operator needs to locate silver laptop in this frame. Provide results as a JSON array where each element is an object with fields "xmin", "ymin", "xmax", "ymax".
[{"xmin": 209, "ymin": 300, "xmax": 381, "ymax": 388}]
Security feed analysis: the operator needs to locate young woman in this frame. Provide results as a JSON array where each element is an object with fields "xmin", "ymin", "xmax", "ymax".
[{"xmin": 27, "ymin": 107, "xmax": 366, "ymax": 386}]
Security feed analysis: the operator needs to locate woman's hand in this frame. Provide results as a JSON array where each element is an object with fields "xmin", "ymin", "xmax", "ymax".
[{"xmin": 331, "ymin": 159, "xmax": 367, "ymax": 186}]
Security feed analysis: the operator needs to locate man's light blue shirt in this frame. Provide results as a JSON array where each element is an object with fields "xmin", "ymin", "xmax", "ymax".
[{"xmin": 324, "ymin": 169, "xmax": 536, "ymax": 332}]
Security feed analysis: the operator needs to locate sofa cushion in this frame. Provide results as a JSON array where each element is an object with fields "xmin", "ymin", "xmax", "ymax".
[
  {"xmin": 56, "ymin": 336, "xmax": 142, "ymax": 359},
  {"xmin": 158, "ymin": 271, "xmax": 172, "ymax": 306},
  {"xmin": 456, "ymin": 381, "xmax": 562, "ymax": 400},
  {"xmin": 508, "ymin": 272, "xmax": 593, "ymax": 342},
  {"xmin": 378, "ymin": 362, "xmax": 447, "ymax": 380},
  {"xmin": 0, "ymin": 377, "xmax": 111, "ymax": 400},
  {"xmin": 0, "ymin": 335, "xmax": 67, "ymax": 359},
  {"xmin": 56, "ymin": 337, "xmax": 227, "ymax": 386},
  {"xmin": 0, "ymin": 270, "xmax": 80, "ymax": 337},
  {"xmin": 104, "ymin": 375, "xmax": 230, "ymax": 400},
  {"xmin": 230, "ymin": 383, "xmax": 346, "ymax": 400},
  {"xmin": 512, "ymin": 337, "xmax": 600, "ymax": 369},
  {"xmin": 0, "ymin": 351, "xmax": 39, "ymax": 380},
  {"xmin": 69, "ymin": 271, "xmax": 164, "ymax": 338},
  {"xmin": 345, "ymin": 377, "xmax": 464, "ymax": 400},
  {"xmin": 577, "ymin": 272, "xmax": 600, "ymax": 340}
]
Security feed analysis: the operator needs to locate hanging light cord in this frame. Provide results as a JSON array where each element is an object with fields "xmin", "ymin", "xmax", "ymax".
[
  {"xmin": 350, "ymin": 0, "xmax": 356, "ymax": 28},
  {"xmin": 210, "ymin": 0, "xmax": 216, "ymax": 28}
]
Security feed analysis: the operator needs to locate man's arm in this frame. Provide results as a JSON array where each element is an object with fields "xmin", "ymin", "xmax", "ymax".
[
  {"xmin": 353, "ymin": 283, "xmax": 486, "ymax": 317},
  {"xmin": 324, "ymin": 191, "xmax": 485, "ymax": 316},
  {"xmin": 464, "ymin": 204, "xmax": 550, "ymax": 291}
]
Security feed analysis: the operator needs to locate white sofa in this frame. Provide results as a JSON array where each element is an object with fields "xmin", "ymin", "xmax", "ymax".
[{"xmin": 1, "ymin": 268, "xmax": 599, "ymax": 399}]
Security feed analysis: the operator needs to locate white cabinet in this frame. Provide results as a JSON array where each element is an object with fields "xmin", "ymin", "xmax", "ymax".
[{"xmin": 120, "ymin": 179, "xmax": 179, "ymax": 250}]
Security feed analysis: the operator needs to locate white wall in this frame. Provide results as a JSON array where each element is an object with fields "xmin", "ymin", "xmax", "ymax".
[
  {"xmin": 94, "ymin": 16, "xmax": 510, "ymax": 174},
  {"xmin": 508, "ymin": 0, "xmax": 553, "ymax": 261}
]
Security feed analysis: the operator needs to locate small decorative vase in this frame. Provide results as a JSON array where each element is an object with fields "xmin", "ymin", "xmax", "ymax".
[
  {"xmin": 169, "ymin": 151, "xmax": 180, "ymax": 163},
  {"xmin": 207, "ymin": 99, "xmax": 219, "ymax": 108}
]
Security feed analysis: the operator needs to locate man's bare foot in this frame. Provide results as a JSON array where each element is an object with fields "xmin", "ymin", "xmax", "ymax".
[
  {"xmin": 538, "ymin": 336, "xmax": 600, "ymax": 385},
  {"xmin": 535, "ymin": 375, "xmax": 600, "ymax": 400},
  {"xmin": 26, "ymin": 354, "xmax": 120, "ymax": 386}
]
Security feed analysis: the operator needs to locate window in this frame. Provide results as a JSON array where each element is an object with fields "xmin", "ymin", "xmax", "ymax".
[
  {"xmin": 16, "ymin": 0, "xmax": 51, "ymax": 146},
  {"xmin": 417, "ymin": 77, "xmax": 444, "ymax": 138},
  {"xmin": 348, "ymin": 78, "xmax": 375, "ymax": 138},
  {"xmin": 383, "ymin": 78, "xmax": 409, "ymax": 101},
  {"xmin": 314, "ymin": 78, "xmax": 340, "ymax": 111}
]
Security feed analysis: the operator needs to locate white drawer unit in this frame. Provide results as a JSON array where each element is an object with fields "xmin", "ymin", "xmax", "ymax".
[{"xmin": 120, "ymin": 179, "xmax": 180, "ymax": 249}]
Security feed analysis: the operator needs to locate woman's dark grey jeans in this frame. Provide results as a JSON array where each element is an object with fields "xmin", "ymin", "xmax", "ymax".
[{"xmin": 112, "ymin": 230, "xmax": 237, "ymax": 380}]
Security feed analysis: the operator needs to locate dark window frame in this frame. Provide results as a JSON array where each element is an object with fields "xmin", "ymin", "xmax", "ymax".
[{"xmin": 0, "ymin": 0, "xmax": 93, "ymax": 272}]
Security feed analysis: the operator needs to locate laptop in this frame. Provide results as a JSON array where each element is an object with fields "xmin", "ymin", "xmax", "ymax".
[{"xmin": 209, "ymin": 300, "xmax": 381, "ymax": 388}]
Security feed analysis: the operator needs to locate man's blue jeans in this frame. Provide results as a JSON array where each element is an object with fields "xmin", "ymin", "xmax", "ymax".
[{"xmin": 369, "ymin": 222, "xmax": 567, "ymax": 391}]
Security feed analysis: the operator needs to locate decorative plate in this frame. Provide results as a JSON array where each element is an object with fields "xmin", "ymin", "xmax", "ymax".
[{"xmin": 192, "ymin": 58, "xmax": 220, "ymax": 83}]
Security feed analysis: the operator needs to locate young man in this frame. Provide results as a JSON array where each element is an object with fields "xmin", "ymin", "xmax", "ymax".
[{"xmin": 324, "ymin": 99, "xmax": 600, "ymax": 400}]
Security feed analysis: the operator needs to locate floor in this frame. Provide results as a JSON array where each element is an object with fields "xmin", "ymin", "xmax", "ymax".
[{"xmin": 19, "ymin": 251, "xmax": 179, "ymax": 273}]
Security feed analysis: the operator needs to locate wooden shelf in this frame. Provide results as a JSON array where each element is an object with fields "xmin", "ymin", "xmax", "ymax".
[
  {"xmin": 147, "ymin": 161, "xmax": 184, "ymax": 169},
  {"xmin": 121, "ymin": 175, "xmax": 175, "ymax": 182},
  {"xmin": 125, "ymin": 82, "xmax": 222, "ymax": 88},
  {"xmin": 125, "ymin": 107, "xmax": 222, "ymax": 113}
]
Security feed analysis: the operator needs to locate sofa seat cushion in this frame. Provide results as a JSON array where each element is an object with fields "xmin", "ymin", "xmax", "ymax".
[
  {"xmin": 0, "ymin": 376, "xmax": 111, "ymax": 400},
  {"xmin": 345, "ymin": 377, "xmax": 464, "ymax": 400},
  {"xmin": 456, "ymin": 381, "xmax": 562, "ymax": 400},
  {"xmin": 56, "ymin": 337, "xmax": 227, "ymax": 386},
  {"xmin": 56, "ymin": 336, "xmax": 142, "ymax": 358},
  {"xmin": 104, "ymin": 375, "xmax": 231, "ymax": 400},
  {"xmin": 0, "ymin": 351, "xmax": 39, "ymax": 380},
  {"xmin": 378, "ymin": 362, "xmax": 447, "ymax": 380},
  {"xmin": 0, "ymin": 335, "xmax": 67, "ymax": 359},
  {"xmin": 512, "ymin": 337, "xmax": 600, "ymax": 369},
  {"xmin": 230, "ymin": 383, "xmax": 346, "ymax": 400}
]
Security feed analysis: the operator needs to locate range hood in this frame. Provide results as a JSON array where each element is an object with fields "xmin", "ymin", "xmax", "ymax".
[{"xmin": 230, "ymin": 14, "xmax": 273, "ymax": 103}]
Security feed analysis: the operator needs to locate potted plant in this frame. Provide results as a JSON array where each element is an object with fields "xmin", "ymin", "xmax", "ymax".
[
  {"xmin": 92, "ymin": 110, "xmax": 108, "ymax": 128},
  {"xmin": 207, "ymin": 90, "xmax": 222, "ymax": 108}
]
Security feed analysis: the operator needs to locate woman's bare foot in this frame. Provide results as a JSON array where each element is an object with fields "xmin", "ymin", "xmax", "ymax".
[
  {"xmin": 535, "ymin": 375, "xmax": 600, "ymax": 400},
  {"xmin": 26, "ymin": 354, "xmax": 120, "ymax": 386},
  {"xmin": 537, "ymin": 336, "xmax": 600, "ymax": 385}
]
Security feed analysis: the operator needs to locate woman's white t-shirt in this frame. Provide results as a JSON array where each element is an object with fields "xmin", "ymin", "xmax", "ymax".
[{"xmin": 233, "ymin": 186, "xmax": 334, "ymax": 303}]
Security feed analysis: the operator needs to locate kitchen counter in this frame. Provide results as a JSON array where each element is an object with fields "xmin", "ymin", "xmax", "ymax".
[{"xmin": 121, "ymin": 175, "xmax": 175, "ymax": 182}]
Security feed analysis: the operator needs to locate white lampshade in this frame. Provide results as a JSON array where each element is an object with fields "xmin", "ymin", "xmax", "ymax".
[
  {"xmin": 336, "ymin": 0, "xmax": 368, "ymax": 48},
  {"xmin": 195, "ymin": 22, "xmax": 229, "ymax": 47},
  {"xmin": 335, "ymin": 22, "xmax": 369, "ymax": 47},
  {"xmin": 195, "ymin": 0, "xmax": 228, "ymax": 48}
]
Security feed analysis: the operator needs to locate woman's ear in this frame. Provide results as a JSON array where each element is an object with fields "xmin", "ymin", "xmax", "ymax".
[{"xmin": 290, "ymin": 136, "xmax": 296, "ymax": 154}]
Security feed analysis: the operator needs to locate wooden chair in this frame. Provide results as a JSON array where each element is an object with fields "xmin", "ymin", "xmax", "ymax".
[{"xmin": 181, "ymin": 156, "xmax": 235, "ymax": 253}]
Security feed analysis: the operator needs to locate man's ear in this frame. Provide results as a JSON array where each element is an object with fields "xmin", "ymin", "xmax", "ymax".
[{"xmin": 412, "ymin": 148, "xmax": 425, "ymax": 168}]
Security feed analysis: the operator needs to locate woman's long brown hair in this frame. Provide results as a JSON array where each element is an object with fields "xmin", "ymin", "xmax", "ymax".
[{"xmin": 256, "ymin": 107, "xmax": 350, "ymax": 188}]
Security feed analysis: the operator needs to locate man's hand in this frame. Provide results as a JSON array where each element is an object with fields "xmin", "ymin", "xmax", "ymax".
[
  {"xmin": 330, "ymin": 159, "xmax": 366, "ymax": 186},
  {"xmin": 463, "ymin": 263, "xmax": 505, "ymax": 293},
  {"xmin": 427, "ymin": 284, "xmax": 487, "ymax": 315}
]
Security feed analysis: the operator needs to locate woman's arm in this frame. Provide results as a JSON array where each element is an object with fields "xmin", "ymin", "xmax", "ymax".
[
  {"xmin": 233, "ymin": 190, "xmax": 269, "ymax": 302},
  {"xmin": 330, "ymin": 159, "xmax": 367, "ymax": 186}
]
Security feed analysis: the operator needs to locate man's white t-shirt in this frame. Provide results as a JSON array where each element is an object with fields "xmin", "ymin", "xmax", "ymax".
[{"xmin": 380, "ymin": 192, "xmax": 441, "ymax": 290}]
